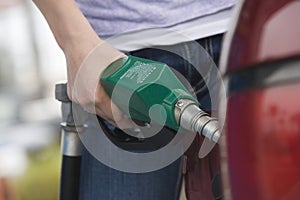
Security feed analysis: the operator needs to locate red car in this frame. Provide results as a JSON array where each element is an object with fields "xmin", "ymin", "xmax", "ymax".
[{"xmin": 220, "ymin": 0, "xmax": 300, "ymax": 199}]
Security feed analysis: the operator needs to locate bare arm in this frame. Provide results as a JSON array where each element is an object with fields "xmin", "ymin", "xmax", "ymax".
[{"xmin": 33, "ymin": 0, "xmax": 133, "ymax": 128}]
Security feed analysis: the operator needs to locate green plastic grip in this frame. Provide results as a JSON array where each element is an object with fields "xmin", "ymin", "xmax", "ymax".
[{"xmin": 100, "ymin": 56, "xmax": 197, "ymax": 130}]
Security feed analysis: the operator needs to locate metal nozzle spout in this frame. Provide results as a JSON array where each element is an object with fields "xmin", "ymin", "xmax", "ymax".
[{"xmin": 174, "ymin": 99, "xmax": 220, "ymax": 143}]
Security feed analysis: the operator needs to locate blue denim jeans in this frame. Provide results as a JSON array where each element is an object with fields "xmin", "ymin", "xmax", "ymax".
[{"xmin": 79, "ymin": 34, "xmax": 223, "ymax": 200}]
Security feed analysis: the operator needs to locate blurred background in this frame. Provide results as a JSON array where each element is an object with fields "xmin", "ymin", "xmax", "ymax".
[{"xmin": 0, "ymin": 0, "xmax": 66, "ymax": 199}]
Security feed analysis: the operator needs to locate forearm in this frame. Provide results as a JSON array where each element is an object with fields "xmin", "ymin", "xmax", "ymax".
[
  {"xmin": 33, "ymin": 0, "xmax": 101, "ymax": 53},
  {"xmin": 32, "ymin": 0, "xmax": 131, "ymax": 128}
]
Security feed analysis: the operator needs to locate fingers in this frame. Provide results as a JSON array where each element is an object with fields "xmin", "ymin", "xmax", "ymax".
[
  {"xmin": 94, "ymin": 84, "xmax": 135, "ymax": 129},
  {"xmin": 72, "ymin": 83, "xmax": 134, "ymax": 129}
]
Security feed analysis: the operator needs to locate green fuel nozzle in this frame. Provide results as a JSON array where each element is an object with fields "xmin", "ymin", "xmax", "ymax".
[{"xmin": 100, "ymin": 56, "xmax": 220, "ymax": 143}]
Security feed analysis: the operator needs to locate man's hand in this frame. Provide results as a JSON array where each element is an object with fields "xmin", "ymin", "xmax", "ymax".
[
  {"xmin": 33, "ymin": 0, "xmax": 133, "ymax": 128},
  {"xmin": 65, "ymin": 40, "xmax": 134, "ymax": 129}
]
